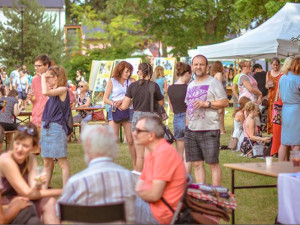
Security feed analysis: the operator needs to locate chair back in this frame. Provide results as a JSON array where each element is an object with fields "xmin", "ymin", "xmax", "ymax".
[{"xmin": 59, "ymin": 202, "xmax": 126, "ymax": 223}]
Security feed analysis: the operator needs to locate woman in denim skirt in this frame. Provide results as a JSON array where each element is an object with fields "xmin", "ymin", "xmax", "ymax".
[
  {"xmin": 41, "ymin": 66, "xmax": 70, "ymax": 189},
  {"xmin": 167, "ymin": 62, "xmax": 192, "ymax": 172}
]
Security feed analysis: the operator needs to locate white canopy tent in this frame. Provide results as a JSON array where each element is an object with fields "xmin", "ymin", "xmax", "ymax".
[{"xmin": 188, "ymin": 2, "xmax": 300, "ymax": 59}]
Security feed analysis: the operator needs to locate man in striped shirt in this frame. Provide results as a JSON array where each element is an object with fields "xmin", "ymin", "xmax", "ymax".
[{"xmin": 58, "ymin": 125, "xmax": 136, "ymax": 223}]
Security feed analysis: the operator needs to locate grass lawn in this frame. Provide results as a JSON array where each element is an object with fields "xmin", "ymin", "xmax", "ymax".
[{"xmin": 30, "ymin": 106, "xmax": 277, "ymax": 224}]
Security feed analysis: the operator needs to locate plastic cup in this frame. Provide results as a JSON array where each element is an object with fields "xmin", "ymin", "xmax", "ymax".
[
  {"xmin": 290, "ymin": 151, "xmax": 300, "ymax": 167},
  {"xmin": 35, "ymin": 166, "xmax": 44, "ymax": 185},
  {"xmin": 265, "ymin": 156, "xmax": 273, "ymax": 167}
]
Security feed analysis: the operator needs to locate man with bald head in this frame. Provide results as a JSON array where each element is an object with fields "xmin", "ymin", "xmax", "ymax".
[{"xmin": 184, "ymin": 55, "xmax": 228, "ymax": 186}]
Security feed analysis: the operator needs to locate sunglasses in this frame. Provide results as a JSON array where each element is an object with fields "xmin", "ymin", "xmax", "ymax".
[
  {"xmin": 18, "ymin": 125, "xmax": 35, "ymax": 136},
  {"xmin": 134, "ymin": 128, "xmax": 149, "ymax": 134},
  {"xmin": 48, "ymin": 66, "xmax": 58, "ymax": 75},
  {"xmin": 79, "ymin": 85, "xmax": 84, "ymax": 88}
]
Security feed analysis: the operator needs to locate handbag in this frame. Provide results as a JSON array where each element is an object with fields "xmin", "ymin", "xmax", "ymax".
[
  {"xmin": 112, "ymin": 108, "xmax": 130, "ymax": 123},
  {"xmin": 149, "ymin": 82, "xmax": 168, "ymax": 121},
  {"xmin": 164, "ymin": 126, "xmax": 176, "ymax": 144},
  {"xmin": 228, "ymin": 137, "xmax": 238, "ymax": 150},
  {"xmin": 92, "ymin": 110, "xmax": 105, "ymax": 121},
  {"xmin": 272, "ymin": 84, "xmax": 282, "ymax": 125}
]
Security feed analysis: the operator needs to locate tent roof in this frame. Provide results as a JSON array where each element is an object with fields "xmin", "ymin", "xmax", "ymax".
[{"xmin": 188, "ymin": 2, "xmax": 300, "ymax": 59}]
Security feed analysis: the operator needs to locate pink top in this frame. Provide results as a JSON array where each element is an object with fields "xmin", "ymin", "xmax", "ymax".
[{"xmin": 31, "ymin": 75, "xmax": 48, "ymax": 128}]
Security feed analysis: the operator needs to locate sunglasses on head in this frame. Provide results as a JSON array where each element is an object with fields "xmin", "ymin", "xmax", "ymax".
[
  {"xmin": 18, "ymin": 125, "xmax": 35, "ymax": 136},
  {"xmin": 47, "ymin": 66, "xmax": 58, "ymax": 75}
]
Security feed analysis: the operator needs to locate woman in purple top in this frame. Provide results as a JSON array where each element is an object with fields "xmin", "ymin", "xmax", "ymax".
[{"xmin": 41, "ymin": 66, "xmax": 70, "ymax": 189}]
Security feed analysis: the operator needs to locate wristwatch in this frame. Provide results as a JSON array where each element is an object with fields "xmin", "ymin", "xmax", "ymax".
[{"xmin": 207, "ymin": 101, "xmax": 212, "ymax": 108}]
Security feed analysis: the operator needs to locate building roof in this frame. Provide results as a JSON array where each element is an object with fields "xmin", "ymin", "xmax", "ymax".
[{"xmin": 0, "ymin": 0, "xmax": 65, "ymax": 9}]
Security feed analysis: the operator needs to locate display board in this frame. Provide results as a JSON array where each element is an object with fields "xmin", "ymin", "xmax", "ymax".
[
  {"xmin": 89, "ymin": 60, "xmax": 114, "ymax": 104},
  {"xmin": 153, "ymin": 57, "xmax": 176, "ymax": 85}
]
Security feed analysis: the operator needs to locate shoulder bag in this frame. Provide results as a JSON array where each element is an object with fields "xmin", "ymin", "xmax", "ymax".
[
  {"xmin": 149, "ymin": 82, "xmax": 169, "ymax": 121},
  {"xmin": 228, "ymin": 137, "xmax": 238, "ymax": 150},
  {"xmin": 149, "ymin": 82, "xmax": 175, "ymax": 144},
  {"xmin": 243, "ymin": 121, "xmax": 265, "ymax": 158},
  {"xmin": 112, "ymin": 80, "xmax": 130, "ymax": 123}
]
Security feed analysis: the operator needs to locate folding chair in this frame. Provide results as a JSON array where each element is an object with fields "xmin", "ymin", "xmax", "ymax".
[{"xmin": 59, "ymin": 202, "xmax": 126, "ymax": 223}]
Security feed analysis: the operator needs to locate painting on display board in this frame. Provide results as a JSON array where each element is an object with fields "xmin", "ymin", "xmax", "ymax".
[
  {"xmin": 153, "ymin": 57, "xmax": 176, "ymax": 125},
  {"xmin": 88, "ymin": 60, "xmax": 101, "ymax": 91},
  {"xmin": 153, "ymin": 57, "xmax": 176, "ymax": 85},
  {"xmin": 92, "ymin": 60, "xmax": 114, "ymax": 103},
  {"xmin": 125, "ymin": 58, "xmax": 142, "ymax": 81}
]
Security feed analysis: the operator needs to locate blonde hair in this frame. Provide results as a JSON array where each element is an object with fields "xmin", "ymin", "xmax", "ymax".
[
  {"xmin": 244, "ymin": 101, "xmax": 258, "ymax": 113},
  {"xmin": 78, "ymin": 81, "xmax": 89, "ymax": 92},
  {"xmin": 281, "ymin": 57, "xmax": 293, "ymax": 74},
  {"xmin": 154, "ymin": 66, "xmax": 164, "ymax": 80},
  {"xmin": 238, "ymin": 60, "xmax": 251, "ymax": 69},
  {"xmin": 290, "ymin": 56, "xmax": 300, "ymax": 75}
]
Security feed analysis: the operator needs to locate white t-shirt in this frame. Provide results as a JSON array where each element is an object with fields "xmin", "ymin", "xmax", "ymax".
[{"xmin": 185, "ymin": 76, "xmax": 227, "ymax": 131}]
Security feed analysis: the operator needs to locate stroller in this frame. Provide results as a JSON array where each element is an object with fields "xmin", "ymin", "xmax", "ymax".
[{"xmin": 259, "ymin": 96, "xmax": 268, "ymax": 133}]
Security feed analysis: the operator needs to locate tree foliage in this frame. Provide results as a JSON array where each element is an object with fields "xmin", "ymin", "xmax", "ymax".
[{"xmin": 0, "ymin": 0, "xmax": 64, "ymax": 70}]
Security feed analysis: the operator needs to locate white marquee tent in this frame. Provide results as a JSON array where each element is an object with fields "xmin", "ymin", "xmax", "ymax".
[{"xmin": 188, "ymin": 2, "xmax": 300, "ymax": 59}]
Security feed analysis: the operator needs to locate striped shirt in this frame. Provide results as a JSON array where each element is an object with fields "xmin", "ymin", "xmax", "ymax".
[{"xmin": 58, "ymin": 157, "xmax": 136, "ymax": 223}]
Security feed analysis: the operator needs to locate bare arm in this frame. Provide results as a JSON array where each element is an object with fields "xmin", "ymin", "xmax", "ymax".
[
  {"xmin": 243, "ymin": 80, "xmax": 262, "ymax": 96},
  {"xmin": 136, "ymin": 180, "xmax": 166, "ymax": 202},
  {"xmin": 41, "ymin": 73, "xmax": 66, "ymax": 97},
  {"xmin": 246, "ymin": 119, "xmax": 271, "ymax": 142},
  {"xmin": 232, "ymin": 83, "xmax": 239, "ymax": 100},
  {"xmin": 0, "ymin": 154, "xmax": 62, "ymax": 200},
  {"xmin": 163, "ymin": 79, "xmax": 168, "ymax": 94},
  {"xmin": 0, "ymin": 195, "xmax": 32, "ymax": 224},
  {"xmin": 214, "ymin": 72, "xmax": 223, "ymax": 83},
  {"xmin": 193, "ymin": 98, "xmax": 228, "ymax": 110},
  {"xmin": 120, "ymin": 96, "xmax": 131, "ymax": 110}
]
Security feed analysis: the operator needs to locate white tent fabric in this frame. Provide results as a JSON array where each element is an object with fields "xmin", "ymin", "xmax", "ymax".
[{"xmin": 188, "ymin": 3, "xmax": 300, "ymax": 59}]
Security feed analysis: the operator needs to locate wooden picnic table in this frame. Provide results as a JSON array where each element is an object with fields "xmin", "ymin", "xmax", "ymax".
[
  {"xmin": 224, "ymin": 161, "xmax": 300, "ymax": 224},
  {"xmin": 73, "ymin": 106, "xmax": 105, "ymax": 111}
]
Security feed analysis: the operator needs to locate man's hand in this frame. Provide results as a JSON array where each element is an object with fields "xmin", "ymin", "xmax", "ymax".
[{"xmin": 193, "ymin": 100, "xmax": 208, "ymax": 109}]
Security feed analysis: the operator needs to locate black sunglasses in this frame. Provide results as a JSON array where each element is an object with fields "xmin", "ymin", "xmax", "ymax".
[
  {"xmin": 135, "ymin": 128, "xmax": 149, "ymax": 134},
  {"xmin": 18, "ymin": 125, "xmax": 35, "ymax": 136},
  {"xmin": 79, "ymin": 85, "xmax": 84, "ymax": 88}
]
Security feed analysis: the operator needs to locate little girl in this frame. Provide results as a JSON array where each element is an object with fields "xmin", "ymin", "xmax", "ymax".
[{"xmin": 41, "ymin": 66, "xmax": 70, "ymax": 188}]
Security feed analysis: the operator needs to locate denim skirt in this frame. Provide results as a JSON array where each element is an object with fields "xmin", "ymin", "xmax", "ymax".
[
  {"xmin": 173, "ymin": 112, "xmax": 186, "ymax": 140},
  {"xmin": 41, "ymin": 122, "xmax": 67, "ymax": 158}
]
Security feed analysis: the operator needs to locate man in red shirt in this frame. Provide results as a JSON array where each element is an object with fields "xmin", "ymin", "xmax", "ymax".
[
  {"xmin": 133, "ymin": 116, "xmax": 186, "ymax": 224},
  {"xmin": 28, "ymin": 55, "xmax": 51, "ymax": 154}
]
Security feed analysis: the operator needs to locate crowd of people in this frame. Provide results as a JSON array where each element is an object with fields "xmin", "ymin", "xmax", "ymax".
[{"xmin": 0, "ymin": 53, "xmax": 299, "ymax": 224}]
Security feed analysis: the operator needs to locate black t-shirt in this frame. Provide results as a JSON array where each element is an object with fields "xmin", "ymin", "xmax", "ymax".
[
  {"xmin": 126, "ymin": 80, "xmax": 164, "ymax": 112},
  {"xmin": 167, "ymin": 84, "xmax": 187, "ymax": 114},
  {"xmin": 253, "ymin": 71, "xmax": 268, "ymax": 97}
]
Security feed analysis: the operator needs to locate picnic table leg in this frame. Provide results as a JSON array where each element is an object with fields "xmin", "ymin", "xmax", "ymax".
[{"xmin": 232, "ymin": 169, "xmax": 235, "ymax": 224}]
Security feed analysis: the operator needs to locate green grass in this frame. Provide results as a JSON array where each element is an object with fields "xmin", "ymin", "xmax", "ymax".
[{"xmin": 30, "ymin": 106, "xmax": 277, "ymax": 224}]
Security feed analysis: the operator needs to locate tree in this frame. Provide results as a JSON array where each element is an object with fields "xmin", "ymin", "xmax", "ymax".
[
  {"xmin": 0, "ymin": 0, "xmax": 64, "ymax": 70},
  {"xmin": 233, "ymin": 0, "xmax": 300, "ymax": 30}
]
